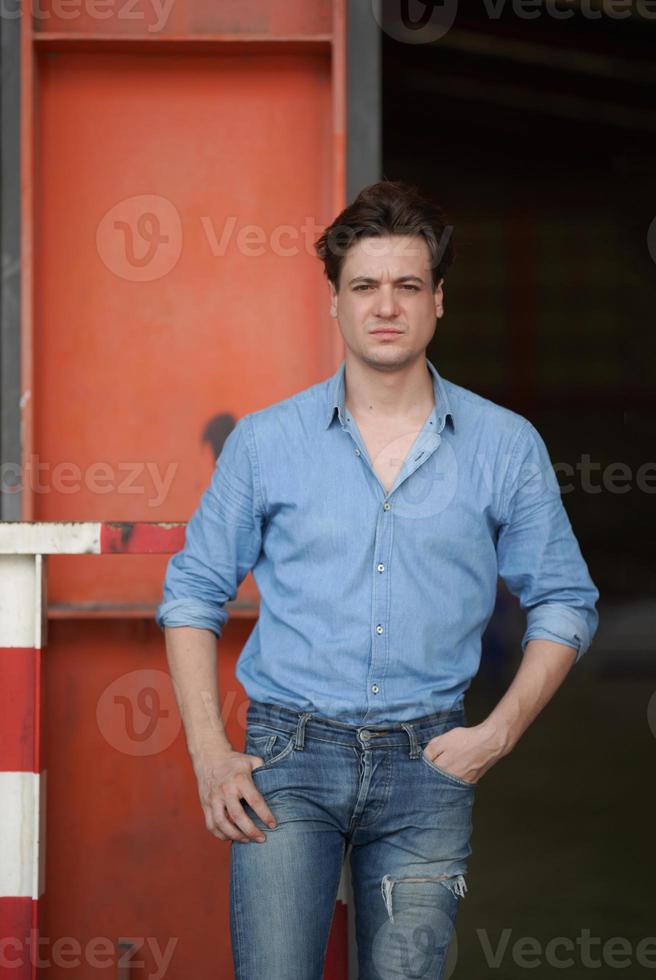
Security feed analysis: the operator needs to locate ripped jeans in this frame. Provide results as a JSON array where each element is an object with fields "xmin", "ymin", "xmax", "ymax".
[{"xmin": 229, "ymin": 699, "xmax": 475, "ymax": 980}]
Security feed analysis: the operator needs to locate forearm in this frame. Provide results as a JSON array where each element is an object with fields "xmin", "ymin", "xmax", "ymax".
[
  {"xmin": 163, "ymin": 625, "xmax": 277, "ymax": 843},
  {"xmin": 481, "ymin": 638, "xmax": 578, "ymax": 756},
  {"xmin": 164, "ymin": 625, "xmax": 233, "ymax": 759}
]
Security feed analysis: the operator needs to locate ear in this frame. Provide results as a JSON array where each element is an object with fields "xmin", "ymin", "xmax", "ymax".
[
  {"xmin": 329, "ymin": 280, "xmax": 338, "ymax": 318},
  {"xmin": 434, "ymin": 277, "xmax": 444, "ymax": 319}
]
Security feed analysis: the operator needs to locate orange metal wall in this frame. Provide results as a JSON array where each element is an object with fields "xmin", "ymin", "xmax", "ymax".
[
  {"xmin": 21, "ymin": 2, "xmax": 346, "ymax": 976},
  {"xmin": 34, "ymin": 49, "xmax": 337, "ymax": 609}
]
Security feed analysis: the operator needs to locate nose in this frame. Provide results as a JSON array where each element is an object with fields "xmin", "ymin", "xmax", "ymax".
[{"xmin": 373, "ymin": 283, "xmax": 401, "ymax": 320}]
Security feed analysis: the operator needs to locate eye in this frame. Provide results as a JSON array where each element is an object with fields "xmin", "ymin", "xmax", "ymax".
[
  {"xmin": 354, "ymin": 284, "xmax": 373, "ymax": 291},
  {"xmin": 401, "ymin": 284, "xmax": 420, "ymax": 291}
]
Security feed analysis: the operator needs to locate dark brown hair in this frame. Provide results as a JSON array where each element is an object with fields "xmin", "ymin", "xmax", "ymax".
[{"xmin": 314, "ymin": 179, "xmax": 455, "ymax": 291}]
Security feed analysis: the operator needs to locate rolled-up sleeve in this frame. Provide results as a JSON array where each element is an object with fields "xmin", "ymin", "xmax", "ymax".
[
  {"xmin": 496, "ymin": 421, "xmax": 599, "ymax": 662},
  {"xmin": 155, "ymin": 414, "xmax": 265, "ymax": 638}
]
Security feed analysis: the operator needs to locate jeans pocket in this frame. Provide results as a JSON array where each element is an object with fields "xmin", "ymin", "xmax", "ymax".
[
  {"xmin": 420, "ymin": 748, "xmax": 476, "ymax": 789},
  {"xmin": 245, "ymin": 724, "xmax": 295, "ymax": 772}
]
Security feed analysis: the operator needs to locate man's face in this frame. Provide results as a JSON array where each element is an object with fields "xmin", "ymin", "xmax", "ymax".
[{"xmin": 328, "ymin": 234, "xmax": 444, "ymax": 371}]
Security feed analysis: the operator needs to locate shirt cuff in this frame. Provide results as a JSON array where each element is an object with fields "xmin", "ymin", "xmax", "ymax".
[
  {"xmin": 155, "ymin": 597, "xmax": 227, "ymax": 638},
  {"xmin": 521, "ymin": 603, "xmax": 592, "ymax": 663}
]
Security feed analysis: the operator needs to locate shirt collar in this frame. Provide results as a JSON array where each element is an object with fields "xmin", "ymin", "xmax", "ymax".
[{"xmin": 323, "ymin": 356, "xmax": 456, "ymax": 433}]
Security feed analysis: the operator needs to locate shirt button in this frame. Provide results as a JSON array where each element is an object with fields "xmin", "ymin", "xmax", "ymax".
[
  {"xmin": 354, "ymin": 448, "xmax": 361, "ymax": 456},
  {"xmin": 377, "ymin": 563, "xmax": 385, "ymax": 572},
  {"xmin": 383, "ymin": 502, "xmax": 391, "ymax": 511},
  {"xmin": 371, "ymin": 684, "xmax": 380, "ymax": 694},
  {"xmin": 376, "ymin": 625, "xmax": 384, "ymax": 635}
]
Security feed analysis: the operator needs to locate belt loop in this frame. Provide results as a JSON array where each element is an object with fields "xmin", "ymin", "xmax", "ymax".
[
  {"xmin": 401, "ymin": 722, "xmax": 421, "ymax": 759},
  {"xmin": 294, "ymin": 711, "xmax": 313, "ymax": 750}
]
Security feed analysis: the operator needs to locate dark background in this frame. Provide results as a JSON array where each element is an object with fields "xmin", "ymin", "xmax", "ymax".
[{"xmin": 381, "ymin": 7, "xmax": 655, "ymax": 976}]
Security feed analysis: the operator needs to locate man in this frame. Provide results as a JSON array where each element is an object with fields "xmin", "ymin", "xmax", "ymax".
[{"xmin": 156, "ymin": 180, "xmax": 599, "ymax": 979}]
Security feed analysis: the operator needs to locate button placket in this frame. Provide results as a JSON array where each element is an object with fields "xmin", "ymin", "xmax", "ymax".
[
  {"xmin": 342, "ymin": 411, "xmax": 444, "ymax": 716},
  {"xmin": 367, "ymin": 490, "xmax": 394, "ymax": 712}
]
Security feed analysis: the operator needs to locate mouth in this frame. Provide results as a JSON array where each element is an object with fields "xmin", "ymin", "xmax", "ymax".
[{"xmin": 370, "ymin": 329, "xmax": 403, "ymax": 337}]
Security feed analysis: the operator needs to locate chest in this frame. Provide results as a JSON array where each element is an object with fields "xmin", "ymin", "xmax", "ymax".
[{"xmin": 353, "ymin": 419, "xmax": 425, "ymax": 495}]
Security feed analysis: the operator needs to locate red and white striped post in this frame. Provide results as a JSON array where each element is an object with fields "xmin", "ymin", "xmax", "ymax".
[
  {"xmin": 0, "ymin": 522, "xmax": 183, "ymax": 978},
  {"xmin": 0, "ymin": 549, "xmax": 46, "ymax": 979}
]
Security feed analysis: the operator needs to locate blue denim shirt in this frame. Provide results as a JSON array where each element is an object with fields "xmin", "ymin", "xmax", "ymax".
[{"xmin": 155, "ymin": 357, "xmax": 599, "ymax": 724}]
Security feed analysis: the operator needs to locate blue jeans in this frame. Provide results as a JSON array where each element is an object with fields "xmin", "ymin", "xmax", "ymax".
[{"xmin": 230, "ymin": 699, "xmax": 476, "ymax": 980}]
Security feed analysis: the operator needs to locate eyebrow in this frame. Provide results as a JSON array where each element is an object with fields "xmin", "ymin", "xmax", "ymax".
[{"xmin": 348, "ymin": 275, "xmax": 426, "ymax": 286}]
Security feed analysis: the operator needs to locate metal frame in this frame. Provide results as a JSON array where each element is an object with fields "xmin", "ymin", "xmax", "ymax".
[
  {"xmin": 1, "ymin": 13, "xmax": 22, "ymax": 520},
  {"xmin": 347, "ymin": 0, "xmax": 382, "ymax": 201}
]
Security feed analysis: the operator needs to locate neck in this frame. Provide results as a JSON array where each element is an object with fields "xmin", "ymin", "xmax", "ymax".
[{"xmin": 343, "ymin": 353, "xmax": 435, "ymax": 422}]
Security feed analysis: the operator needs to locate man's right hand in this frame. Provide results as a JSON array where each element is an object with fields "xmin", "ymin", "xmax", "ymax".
[{"xmin": 192, "ymin": 747, "xmax": 277, "ymax": 844}]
